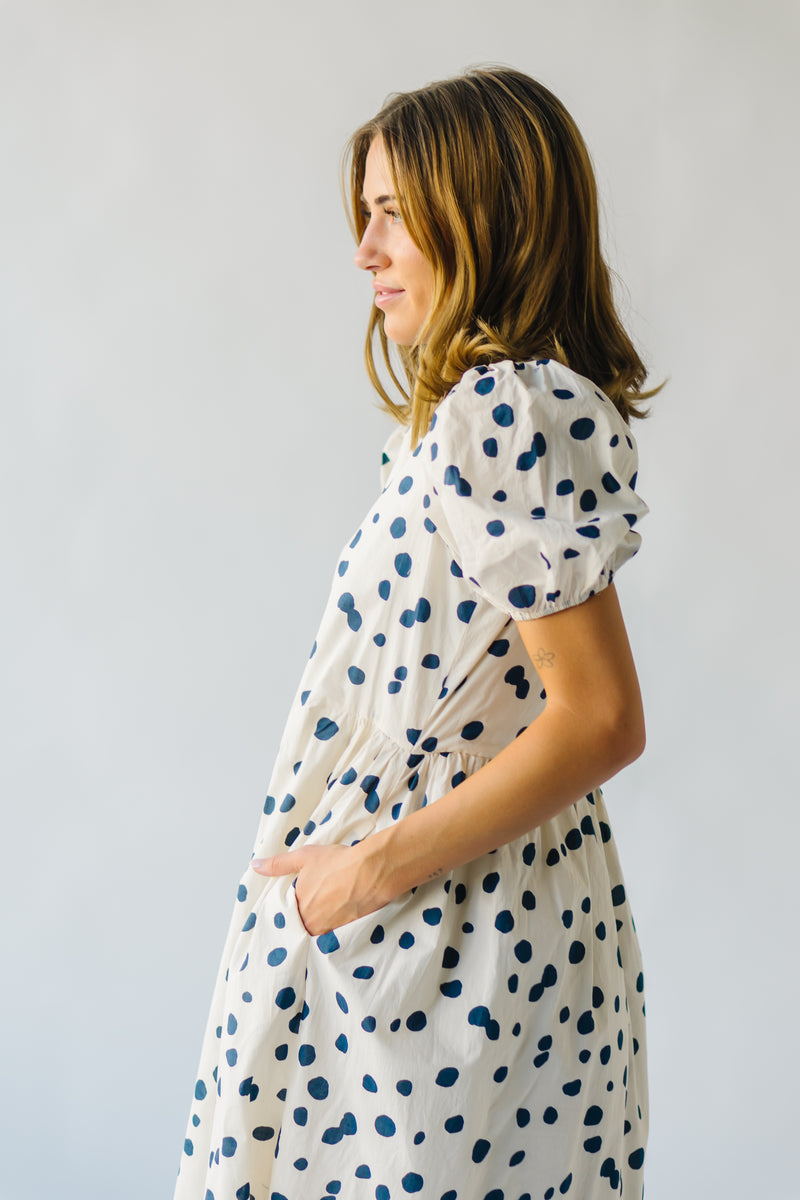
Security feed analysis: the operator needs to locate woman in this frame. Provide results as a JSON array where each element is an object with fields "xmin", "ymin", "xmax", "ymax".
[{"xmin": 175, "ymin": 67, "xmax": 653, "ymax": 1200}]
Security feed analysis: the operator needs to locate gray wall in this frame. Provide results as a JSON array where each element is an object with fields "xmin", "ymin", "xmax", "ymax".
[{"xmin": 2, "ymin": 1, "xmax": 797, "ymax": 1196}]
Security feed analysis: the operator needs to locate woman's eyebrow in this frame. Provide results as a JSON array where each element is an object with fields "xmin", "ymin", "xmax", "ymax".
[{"xmin": 360, "ymin": 193, "xmax": 397, "ymax": 207}]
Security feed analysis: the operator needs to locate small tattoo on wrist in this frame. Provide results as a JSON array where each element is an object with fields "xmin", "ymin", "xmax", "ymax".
[{"xmin": 533, "ymin": 648, "xmax": 555, "ymax": 668}]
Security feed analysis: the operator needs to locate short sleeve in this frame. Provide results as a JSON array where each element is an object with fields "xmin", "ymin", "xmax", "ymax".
[
  {"xmin": 380, "ymin": 423, "xmax": 410, "ymax": 489},
  {"xmin": 422, "ymin": 359, "xmax": 649, "ymax": 619}
]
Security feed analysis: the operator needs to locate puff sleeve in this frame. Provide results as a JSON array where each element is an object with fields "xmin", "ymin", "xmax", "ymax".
[{"xmin": 422, "ymin": 359, "xmax": 649, "ymax": 619}]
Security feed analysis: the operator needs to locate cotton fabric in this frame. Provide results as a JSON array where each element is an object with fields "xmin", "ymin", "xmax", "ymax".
[{"xmin": 174, "ymin": 357, "xmax": 650, "ymax": 1200}]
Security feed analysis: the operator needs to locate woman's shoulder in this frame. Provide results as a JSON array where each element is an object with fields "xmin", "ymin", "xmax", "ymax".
[{"xmin": 431, "ymin": 357, "xmax": 635, "ymax": 453}]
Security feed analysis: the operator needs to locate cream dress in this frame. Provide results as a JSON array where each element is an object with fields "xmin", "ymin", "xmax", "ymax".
[{"xmin": 174, "ymin": 357, "xmax": 649, "ymax": 1200}]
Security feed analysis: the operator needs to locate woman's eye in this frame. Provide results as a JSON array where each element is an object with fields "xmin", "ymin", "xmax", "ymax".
[{"xmin": 359, "ymin": 206, "xmax": 402, "ymax": 226}]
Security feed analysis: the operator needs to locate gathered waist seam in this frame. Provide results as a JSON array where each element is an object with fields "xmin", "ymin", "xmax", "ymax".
[{"xmin": 300, "ymin": 690, "xmax": 506, "ymax": 762}]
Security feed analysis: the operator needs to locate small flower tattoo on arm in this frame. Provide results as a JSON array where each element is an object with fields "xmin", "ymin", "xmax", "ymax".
[{"xmin": 533, "ymin": 648, "xmax": 555, "ymax": 669}]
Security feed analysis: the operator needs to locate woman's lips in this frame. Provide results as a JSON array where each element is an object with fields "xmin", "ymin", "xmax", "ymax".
[{"xmin": 373, "ymin": 286, "xmax": 404, "ymax": 307}]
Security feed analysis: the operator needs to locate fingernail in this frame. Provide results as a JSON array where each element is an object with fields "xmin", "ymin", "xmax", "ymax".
[{"xmin": 251, "ymin": 858, "xmax": 267, "ymax": 872}]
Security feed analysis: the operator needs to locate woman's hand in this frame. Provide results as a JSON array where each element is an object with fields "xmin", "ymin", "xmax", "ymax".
[{"xmin": 251, "ymin": 843, "xmax": 381, "ymax": 936}]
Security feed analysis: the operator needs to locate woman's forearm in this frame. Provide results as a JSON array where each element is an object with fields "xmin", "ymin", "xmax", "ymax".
[
  {"xmin": 255, "ymin": 587, "xmax": 646, "ymax": 935},
  {"xmin": 355, "ymin": 700, "xmax": 644, "ymax": 907}
]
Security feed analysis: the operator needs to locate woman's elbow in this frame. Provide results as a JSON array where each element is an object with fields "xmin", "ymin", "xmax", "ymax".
[{"xmin": 602, "ymin": 703, "xmax": 646, "ymax": 772}]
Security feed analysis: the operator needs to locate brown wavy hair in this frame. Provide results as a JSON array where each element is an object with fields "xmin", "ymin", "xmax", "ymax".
[{"xmin": 345, "ymin": 66, "xmax": 658, "ymax": 446}]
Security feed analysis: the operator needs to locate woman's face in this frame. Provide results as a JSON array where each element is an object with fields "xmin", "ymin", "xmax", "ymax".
[{"xmin": 354, "ymin": 137, "xmax": 435, "ymax": 346}]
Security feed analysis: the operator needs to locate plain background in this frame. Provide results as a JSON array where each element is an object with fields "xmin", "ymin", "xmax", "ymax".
[{"xmin": 2, "ymin": 1, "xmax": 798, "ymax": 1197}]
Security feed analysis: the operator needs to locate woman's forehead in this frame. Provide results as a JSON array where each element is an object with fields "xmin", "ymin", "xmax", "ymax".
[{"xmin": 361, "ymin": 137, "xmax": 396, "ymax": 203}]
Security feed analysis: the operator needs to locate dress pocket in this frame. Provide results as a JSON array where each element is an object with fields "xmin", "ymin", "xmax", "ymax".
[
  {"xmin": 308, "ymin": 894, "xmax": 409, "ymax": 959},
  {"xmin": 285, "ymin": 879, "xmax": 312, "ymax": 936}
]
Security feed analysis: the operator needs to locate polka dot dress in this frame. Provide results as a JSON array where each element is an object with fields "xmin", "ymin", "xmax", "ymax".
[{"xmin": 174, "ymin": 358, "xmax": 650, "ymax": 1200}]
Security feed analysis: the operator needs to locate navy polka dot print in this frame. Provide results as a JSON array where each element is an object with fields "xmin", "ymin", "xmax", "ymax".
[{"xmin": 174, "ymin": 359, "xmax": 649, "ymax": 1200}]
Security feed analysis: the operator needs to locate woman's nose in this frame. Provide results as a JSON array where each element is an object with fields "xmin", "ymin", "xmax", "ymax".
[{"xmin": 354, "ymin": 224, "xmax": 389, "ymax": 272}]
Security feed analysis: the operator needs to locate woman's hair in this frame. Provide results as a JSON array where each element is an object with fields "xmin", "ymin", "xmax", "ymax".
[{"xmin": 345, "ymin": 66, "xmax": 657, "ymax": 445}]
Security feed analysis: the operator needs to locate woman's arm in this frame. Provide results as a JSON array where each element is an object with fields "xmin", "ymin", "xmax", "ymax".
[{"xmin": 254, "ymin": 583, "xmax": 645, "ymax": 934}]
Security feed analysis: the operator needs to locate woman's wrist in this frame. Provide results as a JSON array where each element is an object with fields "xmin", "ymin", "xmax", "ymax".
[{"xmin": 355, "ymin": 818, "xmax": 441, "ymax": 909}]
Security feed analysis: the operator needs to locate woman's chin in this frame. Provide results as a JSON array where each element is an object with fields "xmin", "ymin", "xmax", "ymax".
[{"xmin": 382, "ymin": 315, "xmax": 419, "ymax": 348}]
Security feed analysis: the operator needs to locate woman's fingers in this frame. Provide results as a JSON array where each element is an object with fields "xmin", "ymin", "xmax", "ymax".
[{"xmin": 250, "ymin": 851, "xmax": 304, "ymax": 876}]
